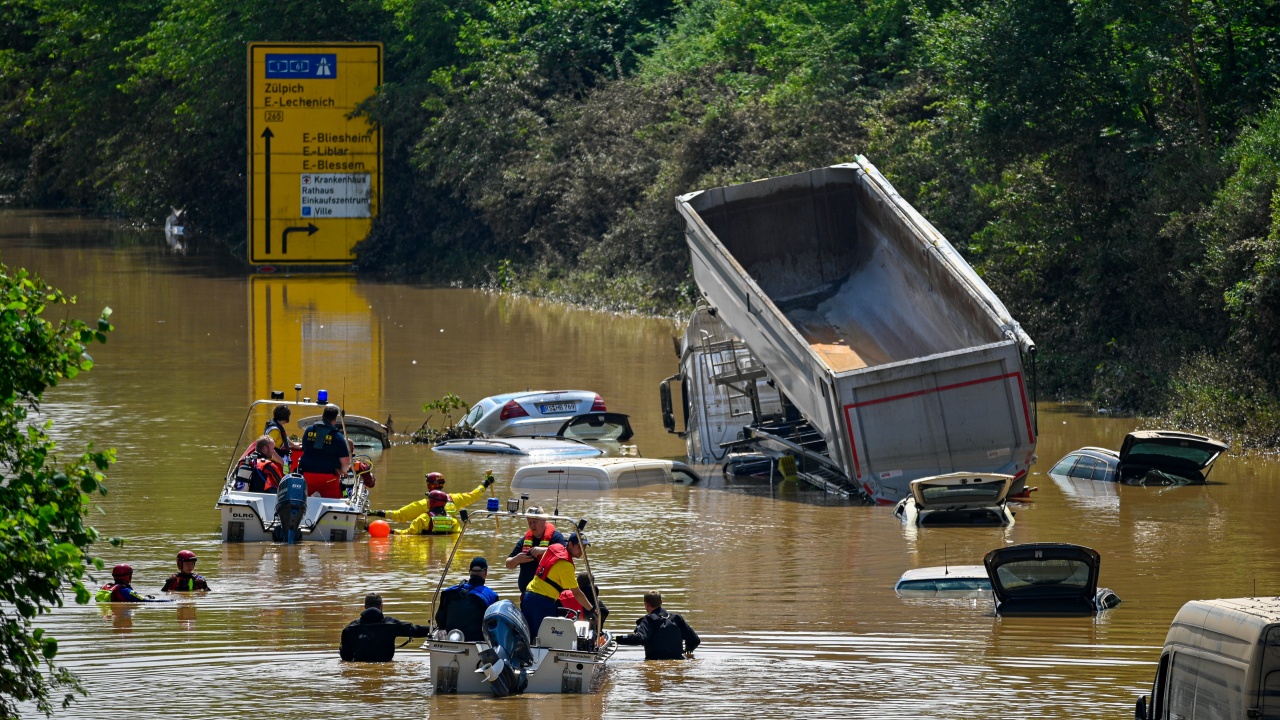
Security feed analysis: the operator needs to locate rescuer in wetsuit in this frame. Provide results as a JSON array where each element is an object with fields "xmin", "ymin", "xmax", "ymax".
[
  {"xmin": 616, "ymin": 590, "xmax": 700, "ymax": 660},
  {"xmin": 339, "ymin": 593, "xmax": 432, "ymax": 662},
  {"xmin": 161, "ymin": 550, "xmax": 211, "ymax": 592},
  {"xmin": 297, "ymin": 404, "xmax": 350, "ymax": 498},
  {"xmin": 96, "ymin": 564, "xmax": 173, "ymax": 603},
  {"xmin": 369, "ymin": 471, "xmax": 493, "ymax": 534}
]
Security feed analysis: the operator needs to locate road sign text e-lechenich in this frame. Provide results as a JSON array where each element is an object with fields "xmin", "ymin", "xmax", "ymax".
[{"xmin": 248, "ymin": 43, "xmax": 382, "ymax": 265}]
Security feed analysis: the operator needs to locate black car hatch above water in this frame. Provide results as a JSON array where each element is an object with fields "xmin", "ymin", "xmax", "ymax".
[
  {"xmin": 1118, "ymin": 430, "xmax": 1229, "ymax": 483},
  {"xmin": 984, "ymin": 543, "xmax": 1118, "ymax": 614}
]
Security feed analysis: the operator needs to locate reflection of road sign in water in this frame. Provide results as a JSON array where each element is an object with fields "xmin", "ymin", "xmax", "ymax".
[
  {"xmin": 248, "ymin": 43, "xmax": 382, "ymax": 264},
  {"xmin": 249, "ymin": 275, "xmax": 383, "ymax": 405}
]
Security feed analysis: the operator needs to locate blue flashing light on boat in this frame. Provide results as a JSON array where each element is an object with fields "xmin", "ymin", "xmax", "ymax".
[{"xmin": 318, "ymin": 389, "xmax": 328, "ymax": 404}]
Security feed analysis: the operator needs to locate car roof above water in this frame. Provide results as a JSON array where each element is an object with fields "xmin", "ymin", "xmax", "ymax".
[{"xmin": 1166, "ymin": 597, "xmax": 1280, "ymax": 658}]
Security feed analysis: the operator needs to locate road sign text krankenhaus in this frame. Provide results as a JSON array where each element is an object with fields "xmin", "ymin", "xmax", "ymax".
[{"xmin": 248, "ymin": 43, "xmax": 383, "ymax": 264}]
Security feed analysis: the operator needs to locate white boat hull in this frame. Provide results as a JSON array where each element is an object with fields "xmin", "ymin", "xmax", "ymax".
[
  {"xmin": 217, "ymin": 487, "xmax": 366, "ymax": 542},
  {"xmin": 428, "ymin": 639, "xmax": 606, "ymax": 695}
]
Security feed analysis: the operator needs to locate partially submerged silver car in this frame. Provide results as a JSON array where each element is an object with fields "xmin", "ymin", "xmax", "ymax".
[
  {"xmin": 1050, "ymin": 430, "xmax": 1228, "ymax": 485},
  {"xmin": 894, "ymin": 565, "xmax": 991, "ymax": 597},
  {"xmin": 984, "ymin": 543, "xmax": 1120, "ymax": 614},
  {"xmin": 893, "ymin": 473, "xmax": 1016, "ymax": 526}
]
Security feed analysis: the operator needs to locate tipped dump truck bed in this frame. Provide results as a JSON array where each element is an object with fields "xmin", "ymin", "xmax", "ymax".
[{"xmin": 676, "ymin": 157, "xmax": 1037, "ymax": 502}]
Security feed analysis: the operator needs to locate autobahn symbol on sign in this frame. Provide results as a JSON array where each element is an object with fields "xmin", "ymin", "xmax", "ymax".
[{"xmin": 248, "ymin": 42, "xmax": 382, "ymax": 264}]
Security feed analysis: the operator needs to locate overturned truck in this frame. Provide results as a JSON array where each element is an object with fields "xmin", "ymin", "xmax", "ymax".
[{"xmin": 661, "ymin": 157, "xmax": 1037, "ymax": 503}]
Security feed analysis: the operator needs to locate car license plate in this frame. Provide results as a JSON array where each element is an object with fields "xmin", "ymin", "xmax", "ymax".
[{"xmin": 540, "ymin": 402, "xmax": 576, "ymax": 414}]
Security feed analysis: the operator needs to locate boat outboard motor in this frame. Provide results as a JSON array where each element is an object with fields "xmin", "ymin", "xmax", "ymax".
[
  {"xmin": 476, "ymin": 600, "xmax": 534, "ymax": 697},
  {"xmin": 272, "ymin": 473, "xmax": 308, "ymax": 543}
]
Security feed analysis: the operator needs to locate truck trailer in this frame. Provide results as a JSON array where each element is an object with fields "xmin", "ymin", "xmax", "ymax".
[{"xmin": 665, "ymin": 157, "xmax": 1037, "ymax": 503}]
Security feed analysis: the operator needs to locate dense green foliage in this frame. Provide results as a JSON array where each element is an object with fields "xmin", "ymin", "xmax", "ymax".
[
  {"xmin": 0, "ymin": 265, "xmax": 115, "ymax": 716},
  {"xmin": 4, "ymin": 0, "xmax": 1280, "ymax": 440}
]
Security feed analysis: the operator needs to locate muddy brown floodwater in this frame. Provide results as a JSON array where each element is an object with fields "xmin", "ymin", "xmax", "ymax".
[{"xmin": 5, "ymin": 209, "xmax": 1280, "ymax": 719}]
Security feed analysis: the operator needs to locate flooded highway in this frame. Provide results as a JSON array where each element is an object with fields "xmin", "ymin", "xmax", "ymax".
[{"xmin": 6, "ymin": 209, "xmax": 1280, "ymax": 719}]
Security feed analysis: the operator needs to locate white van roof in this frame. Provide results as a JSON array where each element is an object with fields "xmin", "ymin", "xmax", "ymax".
[
  {"xmin": 1166, "ymin": 598, "xmax": 1280, "ymax": 664},
  {"xmin": 511, "ymin": 458, "xmax": 679, "ymax": 491}
]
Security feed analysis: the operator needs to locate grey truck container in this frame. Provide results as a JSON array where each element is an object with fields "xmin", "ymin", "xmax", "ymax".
[{"xmin": 675, "ymin": 157, "xmax": 1037, "ymax": 503}]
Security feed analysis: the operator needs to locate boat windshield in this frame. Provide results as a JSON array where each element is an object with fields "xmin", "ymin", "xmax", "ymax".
[{"xmin": 995, "ymin": 560, "xmax": 1092, "ymax": 597}]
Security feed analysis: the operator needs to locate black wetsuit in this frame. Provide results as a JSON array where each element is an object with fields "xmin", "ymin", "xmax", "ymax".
[
  {"xmin": 616, "ymin": 608, "xmax": 700, "ymax": 660},
  {"xmin": 339, "ymin": 607, "xmax": 432, "ymax": 662}
]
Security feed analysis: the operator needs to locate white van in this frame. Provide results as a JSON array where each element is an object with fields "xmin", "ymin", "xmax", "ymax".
[
  {"xmin": 510, "ymin": 458, "xmax": 701, "ymax": 491},
  {"xmin": 1136, "ymin": 597, "xmax": 1280, "ymax": 719}
]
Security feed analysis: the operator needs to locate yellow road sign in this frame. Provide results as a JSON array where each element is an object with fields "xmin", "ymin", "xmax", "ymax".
[{"xmin": 247, "ymin": 43, "xmax": 383, "ymax": 265}]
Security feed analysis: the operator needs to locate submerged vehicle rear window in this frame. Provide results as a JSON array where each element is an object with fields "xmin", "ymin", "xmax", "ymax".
[
  {"xmin": 920, "ymin": 484, "xmax": 1003, "ymax": 504},
  {"xmin": 896, "ymin": 578, "xmax": 991, "ymax": 593},
  {"xmin": 1127, "ymin": 442, "xmax": 1218, "ymax": 466},
  {"xmin": 994, "ymin": 560, "xmax": 1091, "ymax": 594}
]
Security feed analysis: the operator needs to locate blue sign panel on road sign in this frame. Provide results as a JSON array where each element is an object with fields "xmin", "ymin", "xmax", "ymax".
[{"xmin": 264, "ymin": 54, "xmax": 338, "ymax": 79}]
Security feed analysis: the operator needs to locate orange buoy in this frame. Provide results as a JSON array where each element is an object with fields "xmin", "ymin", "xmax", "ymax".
[{"xmin": 368, "ymin": 519, "xmax": 391, "ymax": 538}]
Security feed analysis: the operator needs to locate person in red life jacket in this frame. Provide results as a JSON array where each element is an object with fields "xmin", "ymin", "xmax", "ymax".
[
  {"xmin": 520, "ymin": 533, "xmax": 592, "ymax": 639},
  {"xmin": 296, "ymin": 404, "xmax": 350, "ymax": 498},
  {"xmin": 616, "ymin": 590, "xmax": 700, "ymax": 660},
  {"xmin": 263, "ymin": 404, "xmax": 301, "ymax": 469},
  {"xmin": 162, "ymin": 550, "xmax": 211, "ymax": 592},
  {"xmin": 369, "ymin": 471, "xmax": 492, "ymax": 535},
  {"xmin": 339, "ymin": 593, "xmax": 432, "ymax": 662},
  {"xmin": 504, "ymin": 506, "xmax": 566, "ymax": 594},
  {"xmin": 558, "ymin": 571, "xmax": 608, "ymax": 624},
  {"xmin": 95, "ymin": 564, "xmax": 172, "ymax": 603},
  {"xmin": 233, "ymin": 436, "xmax": 284, "ymax": 493}
]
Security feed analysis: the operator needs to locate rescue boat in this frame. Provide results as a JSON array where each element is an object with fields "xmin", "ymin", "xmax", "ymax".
[
  {"xmin": 215, "ymin": 396, "xmax": 373, "ymax": 543},
  {"xmin": 426, "ymin": 506, "xmax": 615, "ymax": 696}
]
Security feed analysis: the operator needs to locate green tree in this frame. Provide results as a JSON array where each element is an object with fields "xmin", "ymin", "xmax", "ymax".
[{"xmin": 0, "ymin": 265, "xmax": 115, "ymax": 717}]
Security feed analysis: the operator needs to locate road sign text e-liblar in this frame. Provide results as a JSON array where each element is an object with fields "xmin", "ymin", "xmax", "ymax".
[{"xmin": 248, "ymin": 43, "xmax": 382, "ymax": 264}]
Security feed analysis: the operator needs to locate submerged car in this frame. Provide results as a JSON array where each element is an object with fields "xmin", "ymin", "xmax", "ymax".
[
  {"xmin": 462, "ymin": 391, "xmax": 612, "ymax": 437},
  {"xmin": 984, "ymin": 543, "xmax": 1120, "ymax": 614},
  {"xmin": 511, "ymin": 458, "xmax": 701, "ymax": 491},
  {"xmin": 1051, "ymin": 430, "xmax": 1228, "ymax": 485},
  {"xmin": 297, "ymin": 413, "xmax": 390, "ymax": 449},
  {"xmin": 894, "ymin": 565, "xmax": 992, "ymax": 597},
  {"xmin": 893, "ymin": 473, "xmax": 1016, "ymax": 526},
  {"xmin": 432, "ymin": 437, "xmax": 604, "ymax": 458}
]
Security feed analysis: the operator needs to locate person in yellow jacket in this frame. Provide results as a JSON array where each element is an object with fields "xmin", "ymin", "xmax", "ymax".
[{"xmin": 370, "ymin": 471, "xmax": 494, "ymax": 535}]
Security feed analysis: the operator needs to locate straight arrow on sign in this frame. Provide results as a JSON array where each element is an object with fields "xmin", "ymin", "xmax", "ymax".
[{"xmin": 261, "ymin": 127, "xmax": 274, "ymax": 254}]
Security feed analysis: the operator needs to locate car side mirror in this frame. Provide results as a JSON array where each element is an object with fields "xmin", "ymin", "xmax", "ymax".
[{"xmin": 1134, "ymin": 695, "xmax": 1147, "ymax": 720}]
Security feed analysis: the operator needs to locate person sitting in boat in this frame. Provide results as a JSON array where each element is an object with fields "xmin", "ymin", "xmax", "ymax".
[
  {"xmin": 161, "ymin": 550, "xmax": 211, "ymax": 592},
  {"xmin": 239, "ymin": 436, "xmax": 285, "ymax": 493},
  {"xmin": 339, "ymin": 593, "xmax": 432, "ymax": 662},
  {"xmin": 558, "ymin": 572, "xmax": 608, "ymax": 624},
  {"xmin": 369, "ymin": 471, "xmax": 493, "ymax": 534},
  {"xmin": 435, "ymin": 557, "xmax": 499, "ymax": 641},
  {"xmin": 296, "ymin": 404, "xmax": 350, "ymax": 499},
  {"xmin": 521, "ymin": 533, "xmax": 593, "ymax": 639},
  {"xmin": 264, "ymin": 404, "xmax": 302, "ymax": 471},
  {"xmin": 616, "ymin": 590, "xmax": 700, "ymax": 660},
  {"xmin": 504, "ymin": 506, "xmax": 567, "ymax": 594},
  {"xmin": 95, "ymin": 564, "xmax": 172, "ymax": 603}
]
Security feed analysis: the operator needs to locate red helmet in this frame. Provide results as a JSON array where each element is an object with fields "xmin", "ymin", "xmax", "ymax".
[
  {"xmin": 177, "ymin": 550, "xmax": 197, "ymax": 563},
  {"xmin": 426, "ymin": 472, "xmax": 445, "ymax": 490},
  {"xmin": 112, "ymin": 563, "xmax": 133, "ymax": 580},
  {"xmin": 428, "ymin": 490, "xmax": 450, "ymax": 509}
]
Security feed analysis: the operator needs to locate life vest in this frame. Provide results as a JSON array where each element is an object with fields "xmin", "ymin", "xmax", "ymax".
[
  {"xmin": 522, "ymin": 522, "xmax": 557, "ymax": 550},
  {"xmin": 424, "ymin": 509, "xmax": 457, "ymax": 535},
  {"xmin": 234, "ymin": 453, "xmax": 281, "ymax": 493},
  {"xmin": 533, "ymin": 544, "xmax": 571, "ymax": 593},
  {"xmin": 264, "ymin": 419, "xmax": 292, "ymax": 462},
  {"xmin": 165, "ymin": 573, "xmax": 206, "ymax": 592},
  {"xmin": 95, "ymin": 583, "xmax": 131, "ymax": 602}
]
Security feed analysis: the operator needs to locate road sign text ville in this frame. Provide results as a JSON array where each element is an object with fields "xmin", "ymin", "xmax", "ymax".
[{"xmin": 248, "ymin": 43, "xmax": 382, "ymax": 264}]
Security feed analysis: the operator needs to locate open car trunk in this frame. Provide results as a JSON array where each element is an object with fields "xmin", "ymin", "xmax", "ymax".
[
  {"xmin": 984, "ymin": 543, "xmax": 1117, "ymax": 614},
  {"xmin": 1117, "ymin": 431, "xmax": 1229, "ymax": 484}
]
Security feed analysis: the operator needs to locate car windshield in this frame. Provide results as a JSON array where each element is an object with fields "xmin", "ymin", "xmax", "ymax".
[
  {"xmin": 559, "ymin": 415, "xmax": 630, "ymax": 441},
  {"xmin": 995, "ymin": 560, "xmax": 1092, "ymax": 597},
  {"xmin": 920, "ymin": 483, "xmax": 1004, "ymax": 504},
  {"xmin": 1127, "ymin": 441, "xmax": 1218, "ymax": 467},
  {"xmin": 897, "ymin": 578, "xmax": 991, "ymax": 593}
]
